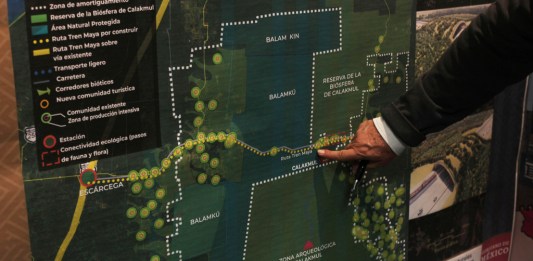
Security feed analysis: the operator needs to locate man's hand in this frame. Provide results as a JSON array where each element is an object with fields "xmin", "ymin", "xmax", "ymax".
[{"xmin": 317, "ymin": 119, "xmax": 397, "ymax": 168}]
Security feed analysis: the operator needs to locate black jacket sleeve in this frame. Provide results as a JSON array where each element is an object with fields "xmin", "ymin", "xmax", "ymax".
[{"xmin": 381, "ymin": 0, "xmax": 533, "ymax": 147}]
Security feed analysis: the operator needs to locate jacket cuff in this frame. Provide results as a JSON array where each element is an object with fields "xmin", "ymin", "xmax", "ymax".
[{"xmin": 381, "ymin": 104, "xmax": 426, "ymax": 147}]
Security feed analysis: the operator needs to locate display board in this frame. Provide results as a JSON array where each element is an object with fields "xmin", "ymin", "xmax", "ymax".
[
  {"xmin": 407, "ymin": 2, "xmax": 528, "ymax": 261},
  {"xmin": 8, "ymin": 0, "xmax": 414, "ymax": 260},
  {"xmin": 510, "ymin": 76, "xmax": 533, "ymax": 260}
]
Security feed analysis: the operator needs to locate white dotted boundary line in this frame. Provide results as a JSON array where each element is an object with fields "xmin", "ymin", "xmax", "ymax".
[
  {"xmin": 165, "ymin": 9, "xmax": 344, "ymax": 255},
  {"xmin": 165, "ymin": 200, "xmax": 183, "ymax": 258},
  {"xmin": 242, "ymin": 160, "xmax": 336, "ymax": 260},
  {"xmin": 365, "ymin": 52, "xmax": 393, "ymax": 95},
  {"xmin": 398, "ymin": 239, "xmax": 407, "ymax": 260},
  {"xmin": 176, "ymin": 114, "xmax": 183, "ymax": 144},
  {"xmin": 166, "ymin": 8, "xmax": 343, "ymax": 120},
  {"xmin": 348, "ymin": 51, "xmax": 411, "ymax": 135},
  {"xmin": 30, "ymin": 6, "xmax": 47, "ymax": 10},
  {"xmin": 365, "ymin": 52, "xmax": 411, "ymax": 93},
  {"xmin": 351, "ymin": 176, "xmax": 407, "ymax": 259},
  {"xmin": 222, "ymin": 8, "xmax": 343, "ymax": 27},
  {"xmin": 309, "ymin": 7, "xmax": 343, "ymax": 144},
  {"xmin": 165, "ymin": 216, "xmax": 183, "ymax": 259},
  {"xmin": 172, "ymin": 160, "xmax": 184, "ymax": 200},
  {"xmin": 398, "ymin": 51, "xmax": 411, "ymax": 93},
  {"xmin": 164, "ymin": 158, "xmax": 184, "ymax": 258},
  {"xmin": 165, "ymin": 42, "xmax": 228, "ymax": 119}
]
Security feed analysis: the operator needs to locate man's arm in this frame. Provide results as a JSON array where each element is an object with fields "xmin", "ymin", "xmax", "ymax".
[
  {"xmin": 382, "ymin": 0, "xmax": 533, "ymax": 146},
  {"xmin": 319, "ymin": 0, "xmax": 533, "ymax": 164}
]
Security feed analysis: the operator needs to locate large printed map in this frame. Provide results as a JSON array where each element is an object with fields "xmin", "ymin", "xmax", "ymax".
[{"xmin": 8, "ymin": 0, "xmax": 413, "ymax": 260}]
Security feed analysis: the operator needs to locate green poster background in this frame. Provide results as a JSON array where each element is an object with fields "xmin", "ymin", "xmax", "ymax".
[{"xmin": 8, "ymin": 0, "xmax": 414, "ymax": 260}]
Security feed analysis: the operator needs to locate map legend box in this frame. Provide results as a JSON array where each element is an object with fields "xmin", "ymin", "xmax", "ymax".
[{"xmin": 24, "ymin": 0, "xmax": 161, "ymax": 170}]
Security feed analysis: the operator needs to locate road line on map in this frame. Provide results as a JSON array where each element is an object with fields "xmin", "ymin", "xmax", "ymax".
[
  {"xmin": 156, "ymin": 0, "xmax": 170, "ymax": 29},
  {"xmin": 55, "ymin": 160, "xmax": 97, "ymax": 261}
]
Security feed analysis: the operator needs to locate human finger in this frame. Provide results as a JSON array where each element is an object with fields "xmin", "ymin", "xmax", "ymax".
[{"xmin": 317, "ymin": 149, "xmax": 361, "ymax": 161}]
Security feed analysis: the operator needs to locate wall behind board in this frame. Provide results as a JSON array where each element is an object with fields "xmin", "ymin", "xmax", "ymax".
[{"xmin": 0, "ymin": 0, "xmax": 31, "ymax": 260}]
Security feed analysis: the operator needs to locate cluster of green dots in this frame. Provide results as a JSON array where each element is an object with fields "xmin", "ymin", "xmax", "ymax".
[
  {"xmin": 124, "ymin": 53, "xmax": 227, "ymax": 258},
  {"xmin": 193, "ymin": 116, "xmax": 204, "ymax": 127},
  {"xmin": 212, "ymin": 53, "xmax": 223, "ymax": 64},
  {"xmin": 351, "ymin": 183, "xmax": 406, "ymax": 261},
  {"xmin": 139, "ymin": 207, "xmax": 151, "ymax": 219},
  {"xmin": 207, "ymin": 100, "xmax": 218, "ymax": 111},
  {"xmin": 395, "ymin": 76, "xmax": 402, "ymax": 84},
  {"xmin": 161, "ymin": 158, "xmax": 172, "ymax": 169},
  {"xmin": 135, "ymin": 230, "xmax": 146, "ymax": 241},
  {"xmin": 209, "ymin": 158, "xmax": 220, "ymax": 169},
  {"xmin": 197, "ymin": 173, "xmax": 208, "ymax": 184},
  {"xmin": 375, "ymin": 35, "xmax": 385, "ymax": 54},
  {"xmin": 131, "ymin": 182, "xmax": 143, "ymax": 194},
  {"xmin": 200, "ymin": 153, "xmax": 210, "ymax": 163},
  {"xmin": 191, "ymin": 87, "xmax": 201, "ymax": 98},
  {"xmin": 173, "ymin": 148, "xmax": 183, "ymax": 157},
  {"xmin": 87, "ymin": 167, "xmax": 162, "ymax": 186},
  {"xmin": 155, "ymin": 188, "xmax": 166, "ymax": 199},
  {"xmin": 196, "ymin": 173, "xmax": 222, "ymax": 186},
  {"xmin": 195, "ymin": 143, "xmax": 206, "ymax": 154},
  {"xmin": 210, "ymin": 174, "xmax": 221, "ymax": 185},
  {"xmin": 127, "ymin": 167, "xmax": 161, "ymax": 182},
  {"xmin": 314, "ymin": 135, "xmax": 351, "ymax": 150},
  {"xmin": 269, "ymin": 147, "xmax": 279, "ymax": 157},
  {"xmin": 184, "ymin": 139, "xmax": 194, "ymax": 150},
  {"xmin": 154, "ymin": 218, "xmax": 165, "ymax": 230},
  {"xmin": 144, "ymin": 179, "xmax": 155, "ymax": 189},
  {"xmin": 195, "ymin": 101, "xmax": 205, "ymax": 112},
  {"xmin": 139, "ymin": 169, "xmax": 150, "ymax": 179},
  {"xmin": 224, "ymin": 132, "xmax": 237, "ymax": 149},
  {"xmin": 207, "ymin": 132, "xmax": 217, "ymax": 143},
  {"xmin": 197, "ymin": 132, "xmax": 206, "ymax": 143},
  {"xmin": 368, "ymin": 79, "xmax": 375, "ymax": 91},
  {"xmin": 126, "ymin": 207, "xmax": 137, "ymax": 219},
  {"xmin": 126, "ymin": 185, "xmax": 167, "ymax": 244},
  {"xmin": 217, "ymin": 132, "xmax": 226, "ymax": 141},
  {"xmin": 147, "ymin": 200, "xmax": 158, "ymax": 210}
]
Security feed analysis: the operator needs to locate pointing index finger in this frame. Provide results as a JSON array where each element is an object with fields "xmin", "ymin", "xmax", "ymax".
[{"xmin": 317, "ymin": 149, "xmax": 360, "ymax": 161}]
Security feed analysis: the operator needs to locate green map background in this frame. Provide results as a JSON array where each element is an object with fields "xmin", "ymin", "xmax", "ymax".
[{"xmin": 8, "ymin": 0, "xmax": 414, "ymax": 260}]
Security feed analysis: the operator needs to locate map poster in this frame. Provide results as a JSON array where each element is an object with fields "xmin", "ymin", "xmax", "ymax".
[{"xmin": 8, "ymin": 0, "xmax": 414, "ymax": 260}]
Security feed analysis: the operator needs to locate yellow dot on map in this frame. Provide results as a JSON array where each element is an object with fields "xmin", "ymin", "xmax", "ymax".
[{"xmin": 395, "ymin": 76, "xmax": 402, "ymax": 84}]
